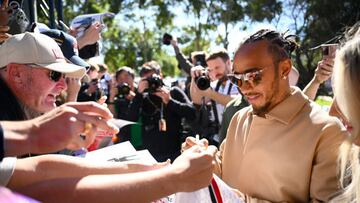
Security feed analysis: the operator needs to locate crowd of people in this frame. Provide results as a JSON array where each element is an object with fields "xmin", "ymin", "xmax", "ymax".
[{"xmin": 1, "ymin": 0, "xmax": 360, "ymax": 202}]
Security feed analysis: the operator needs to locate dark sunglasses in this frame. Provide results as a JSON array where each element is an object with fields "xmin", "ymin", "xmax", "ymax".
[
  {"xmin": 227, "ymin": 68, "xmax": 265, "ymax": 88},
  {"xmin": 49, "ymin": 70, "xmax": 65, "ymax": 82},
  {"xmin": 23, "ymin": 64, "xmax": 65, "ymax": 82}
]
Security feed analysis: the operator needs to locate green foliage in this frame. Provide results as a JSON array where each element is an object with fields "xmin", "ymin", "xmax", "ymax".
[
  {"xmin": 283, "ymin": 0, "xmax": 360, "ymax": 97},
  {"xmin": 39, "ymin": 0, "xmax": 284, "ymax": 76},
  {"xmin": 245, "ymin": 0, "xmax": 282, "ymax": 22},
  {"xmin": 153, "ymin": 51, "xmax": 180, "ymax": 77}
]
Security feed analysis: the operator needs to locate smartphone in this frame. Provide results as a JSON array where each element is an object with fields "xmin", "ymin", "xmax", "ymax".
[{"xmin": 321, "ymin": 44, "xmax": 338, "ymax": 59}]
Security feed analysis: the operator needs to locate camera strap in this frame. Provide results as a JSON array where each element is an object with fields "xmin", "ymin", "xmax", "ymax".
[
  {"xmin": 227, "ymin": 82, "xmax": 233, "ymax": 95},
  {"xmin": 210, "ymin": 81, "xmax": 222, "ymax": 127},
  {"xmin": 159, "ymin": 103, "xmax": 167, "ymax": 131}
]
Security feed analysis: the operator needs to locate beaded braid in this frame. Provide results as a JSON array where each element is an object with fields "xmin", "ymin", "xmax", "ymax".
[{"xmin": 238, "ymin": 29, "xmax": 299, "ymax": 60}]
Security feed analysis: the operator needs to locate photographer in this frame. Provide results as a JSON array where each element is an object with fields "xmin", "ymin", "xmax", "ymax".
[
  {"xmin": 164, "ymin": 33, "xmax": 206, "ymax": 96},
  {"xmin": 164, "ymin": 33, "xmax": 206, "ymax": 75},
  {"xmin": 108, "ymin": 66, "xmax": 138, "ymax": 144},
  {"xmin": 130, "ymin": 61, "xmax": 196, "ymax": 162},
  {"xmin": 190, "ymin": 48, "xmax": 244, "ymax": 146},
  {"xmin": 77, "ymin": 62, "xmax": 103, "ymax": 102}
]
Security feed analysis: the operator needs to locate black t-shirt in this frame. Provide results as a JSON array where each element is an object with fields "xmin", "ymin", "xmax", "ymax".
[{"xmin": 114, "ymin": 92, "xmax": 139, "ymax": 143}]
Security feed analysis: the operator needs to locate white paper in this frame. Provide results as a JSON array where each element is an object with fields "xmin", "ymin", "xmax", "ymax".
[
  {"xmin": 173, "ymin": 175, "xmax": 244, "ymax": 203},
  {"xmin": 70, "ymin": 13, "xmax": 115, "ymax": 37},
  {"xmin": 80, "ymin": 141, "xmax": 157, "ymax": 165},
  {"xmin": 82, "ymin": 141, "xmax": 137, "ymax": 162},
  {"xmin": 109, "ymin": 119, "xmax": 137, "ymax": 129}
]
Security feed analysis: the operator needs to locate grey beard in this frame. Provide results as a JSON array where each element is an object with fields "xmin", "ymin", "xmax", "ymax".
[{"xmin": 19, "ymin": 101, "xmax": 42, "ymax": 119}]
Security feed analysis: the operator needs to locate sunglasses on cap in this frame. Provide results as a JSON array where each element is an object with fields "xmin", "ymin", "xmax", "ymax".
[{"xmin": 227, "ymin": 68, "xmax": 266, "ymax": 88}]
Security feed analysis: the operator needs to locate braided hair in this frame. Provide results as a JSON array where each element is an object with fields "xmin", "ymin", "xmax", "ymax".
[{"xmin": 237, "ymin": 29, "xmax": 299, "ymax": 62}]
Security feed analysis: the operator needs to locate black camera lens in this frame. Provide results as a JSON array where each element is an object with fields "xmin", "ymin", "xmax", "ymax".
[
  {"xmin": 146, "ymin": 75, "xmax": 164, "ymax": 93},
  {"xmin": 117, "ymin": 83, "xmax": 131, "ymax": 96},
  {"xmin": 195, "ymin": 75, "xmax": 210, "ymax": 90},
  {"xmin": 162, "ymin": 33, "xmax": 173, "ymax": 45}
]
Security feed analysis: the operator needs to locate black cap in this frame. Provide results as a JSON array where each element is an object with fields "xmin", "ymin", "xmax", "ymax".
[{"xmin": 41, "ymin": 29, "xmax": 90, "ymax": 69}]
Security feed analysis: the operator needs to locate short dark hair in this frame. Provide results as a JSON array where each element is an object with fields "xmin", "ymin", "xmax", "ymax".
[
  {"xmin": 206, "ymin": 48, "xmax": 230, "ymax": 63},
  {"xmin": 87, "ymin": 62, "xmax": 100, "ymax": 72},
  {"xmin": 115, "ymin": 66, "xmax": 135, "ymax": 79},
  {"xmin": 237, "ymin": 29, "xmax": 298, "ymax": 61},
  {"xmin": 139, "ymin": 60, "xmax": 161, "ymax": 77}
]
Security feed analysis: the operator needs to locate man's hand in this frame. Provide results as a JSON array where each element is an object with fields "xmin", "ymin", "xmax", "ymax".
[
  {"xmin": 76, "ymin": 22, "xmax": 102, "ymax": 49},
  {"xmin": 109, "ymin": 80, "xmax": 118, "ymax": 101},
  {"xmin": 153, "ymin": 87, "xmax": 171, "ymax": 104},
  {"xmin": 190, "ymin": 79, "xmax": 203, "ymax": 104},
  {"xmin": 0, "ymin": 25, "xmax": 10, "ymax": 43},
  {"xmin": 314, "ymin": 58, "xmax": 334, "ymax": 84},
  {"xmin": 190, "ymin": 65, "xmax": 207, "ymax": 79},
  {"xmin": 31, "ymin": 102, "xmax": 119, "ymax": 152},
  {"xmin": 170, "ymin": 145, "xmax": 217, "ymax": 192},
  {"xmin": 137, "ymin": 79, "xmax": 149, "ymax": 94},
  {"xmin": 65, "ymin": 77, "xmax": 81, "ymax": 102},
  {"xmin": 181, "ymin": 136, "xmax": 209, "ymax": 152},
  {"xmin": 125, "ymin": 90, "xmax": 136, "ymax": 101},
  {"xmin": 2, "ymin": 102, "xmax": 119, "ymax": 156},
  {"xmin": 0, "ymin": 0, "xmax": 11, "ymax": 44},
  {"xmin": 0, "ymin": 0, "xmax": 9, "ymax": 26}
]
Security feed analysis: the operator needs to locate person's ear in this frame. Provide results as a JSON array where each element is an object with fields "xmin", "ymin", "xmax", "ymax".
[
  {"xmin": 278, "ymin": 59, "xmax": 292, "ymax": 79},
  {"xmin": 7, "ymin": 63, "xmax": 25, "ymax": 84},
  {"xmin": 226, "ymin": 59, "xmax": 231, "ymax": 68}
]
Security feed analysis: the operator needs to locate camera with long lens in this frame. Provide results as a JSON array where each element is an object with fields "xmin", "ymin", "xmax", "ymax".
[
  {"xmin": 146, "ymin": 74, "xmax": 164, "ymax": 93},
  {"xmin": 195, "ymin": 73, "xmax": 210, "ymax": 90},
  {"xmin": 116, "ymin": 83, "xmax": 131, "ymax": 98}
]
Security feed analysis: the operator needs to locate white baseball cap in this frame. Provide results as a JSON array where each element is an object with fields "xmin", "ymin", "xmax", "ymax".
[{"xmin": 0, "ymin": 32, "xmax": 86, "ymax": 78}]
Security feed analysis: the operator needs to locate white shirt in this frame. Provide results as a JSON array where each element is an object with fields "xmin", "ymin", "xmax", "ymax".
[
  {"xmin": 211, "ymin": 80, "xmax": 239, "ymax": 122},
  {"xmin": 0, "ymin": 157, "xmax": 16, "ymax": 186}
]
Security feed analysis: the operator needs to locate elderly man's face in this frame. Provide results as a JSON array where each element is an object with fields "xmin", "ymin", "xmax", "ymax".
[{"xmin": 7, "ymin": 64, "xmax": 67, "ymax": 114}]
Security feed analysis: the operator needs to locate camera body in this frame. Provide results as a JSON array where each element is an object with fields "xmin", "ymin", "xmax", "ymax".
[
  {"xmin": 116, "ymin": 83, "xmax": 131, "ymax": 97},
  {"xmin": 193, "ymin": 53, "xmax": 207, "ymax": 67},
  {"xmin": 146, "ymin": 75, "xmax": 164, "ymax": 93},
  {"xmin": 162, "ymin": 33, "xmax": 173, "ymax": 45},
  {"xmin": 195, "ymin": 74, "xmax": 210, "ymax": 90}
]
